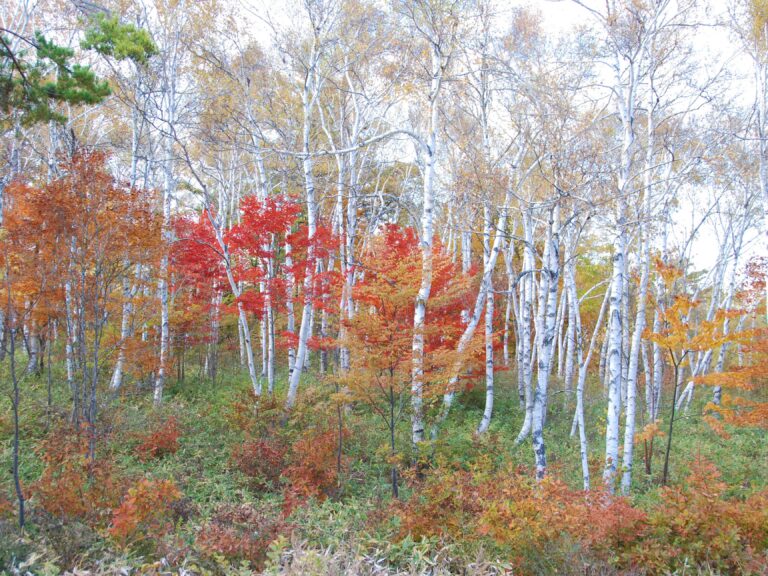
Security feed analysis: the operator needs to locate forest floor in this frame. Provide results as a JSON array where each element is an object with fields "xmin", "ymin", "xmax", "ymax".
[{"xmin": 1, "ymin": 359, "xmax": 767, "ymax": 575}]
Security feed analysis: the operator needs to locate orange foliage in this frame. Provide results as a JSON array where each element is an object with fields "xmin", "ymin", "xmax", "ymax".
[
  {"xmin": 0, "ymin": 489, "xmax": 14, "ymax": 519},
  {"xmin": 282, "ymin": 428, "xmax": 347, "ymax": 515},
  {"xmin": 196, "ymin": 503, "xmax": 287, "ymax": 569},
  {"xmin": 636, "ymin": 458, "xmax": 768, "ymax": 572},
  {"xmin": 634, "ymin": 420, "xmax": 665, "ymax": 444},
  {"xmin": 230, "ymin": 438, "xmax": 286, "ymax": 490},
  {"xmin": 397, "ymin": 462, "xmax": 644, "ymax": 567},
  {"xmin": 135, "ymin": 416, "xmax": 181, "ymax": 461},
  {"xmin": 395, "ymin": 458, "xmax": 768, "ymax": 573},
  {"xmin": 32, "ymin": 426, "xmax": 120, "ymax": 524},
  {"xmin": 336, "ymin": 225, "xmax": 477, "ymax": 496},
  {"xmin": 109, "ymin": 478, "xmax": 181, "ymax": 547},
  {"xmin": 1, "ymin": 150, "xmax": 163, "ymax": 422},
  {"xmin": 699, "ymin": 327, "xmax": 768, "ymax": 433},
  {"xmin": 224, "ymin": 391, "xmax": 282, "ymax": 437}
]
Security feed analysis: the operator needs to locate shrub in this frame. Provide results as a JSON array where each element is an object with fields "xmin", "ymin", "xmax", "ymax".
[
  {"xmin": 225, "ymin": 391, "xmax": 282, "ymax": 436},
  {"xmin": 0, "ymin": 489, "xmax": 13, "ymax": 519},
  {"xmin": 395, "ymin": 458, "xmax": 768, "ymax": 575},
  {"xmin": 109, "ymin": 478, "xmax": 182, "ymax": 548},
  {"xmin": 632, "ymin": 457, "xmax": 768, "ymax": 573},
  {"xmin": 196, "ymin": 502, "xmax": 286, "ymax": 569},
  {"xmin": 282, "ymin": 428, "xmax": 348, "ymax": 515},
  {"xmin": 26, "ymin": 508, "xmax": 100, "ymax": 570},
  {"xmin": 32, "ymin": 425, "xmax": 120, "ymax": 525},
  {"xmin": 230, "ymin": 437, "xmax": 286, "ymax": 490},
  {"xmin": 135, "ymin": 415, "xmax": 181, "ymax": 461}
]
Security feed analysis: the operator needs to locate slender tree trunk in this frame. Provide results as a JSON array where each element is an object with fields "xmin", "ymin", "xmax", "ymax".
[
  {"xmin": 266, "ymin": 255, "xmax": 276, "ymax": 394},
  {"xmin": 515, "ymin": 210, "xmax": 536, "ymax": 445},
  {"xmin": 110, "ymin": 273, "xmax": 139, "ymax": 391},
  {"xmin": 154, "ymin": 96, "xmax": 175, "ymax": 406},
  {"xmin": 621, "ymin": 234, "xmax": 650, "ymax": 494},
  {"xmin": 620, "ymin": 249, "xmax": 630, "ymax": 408},
  {"xmin": 9, "ymin": 322, "xmax": 25, "ymax": 530},
  {"xmin": 25, "ymin": 327, "xmax": 40, "ymax": 375},
  {"xmin": 598, "ymin": 326, "xmax": 608, "ymax": 384},
  {"xmin": 478, "ymin": 206, "xmax": 495, "ymax": 434},
  {"xmin": 555, "ymin": 289, "xmax": 567, "ymax": 378},
  {"xmin": 620, "ymin": 63, "xmax": 655, "ymax": 491},
  {"xmin": 532, "ymin": 203, "xmax": 559, "ymax": 479},
  {"xmin": 434, "ymin": 188, "xmax": 510, "ymax": 436},
  {"xmin": 662, "ymin": 352, "xmax": 684, "ymax": 486},
  {"xmin": 207, "ymin": 290, "xmax": 222, "ymax": 382},
  {"xmin": 754, "ymin": 59, "xmax": 768, "ymax": 324},
  {"xmin": 286, "ymin": 45, "xmax": 320, "ymax": 409},
  {"xmin": 411, "ymin": 45, "xmax": 443, "ymax": 445},
  {"xmin": 238, "ymin": 305, "xmax": 261, "ymax": 395},
  {"xmin": 563, "ymin": 289, "xmax": 575, "ymax": 398},
  {"xmin": 390, "ymin": 381, "xmax": 399, "ymax": 499},
  {"xmin": 286, "ymin": 237, "xmax": 296, "ymax": 377},
  {"xmin": 604, "ymin": 225, "xmax": 627, "ymax": 485},
  {"xmin": 568, "ymin": 263, "xmax": 611, "ymax": 490}
]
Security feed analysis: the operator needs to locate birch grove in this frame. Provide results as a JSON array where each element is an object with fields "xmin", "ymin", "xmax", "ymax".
[{"xmin": 1, "ymin": 2, "xmax": 768, "ymax": 567}]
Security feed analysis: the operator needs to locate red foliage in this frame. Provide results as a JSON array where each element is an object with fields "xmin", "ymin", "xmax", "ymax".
[
  {"xmin": 282, "ymin": 428, "xmax": 348, "ymax": 516},
  {"xmin": 109, "ymin": 478, "xmax": 182, "ymax": 547},
  {"xmin": 32, "ymin": 426, "xmax": 120, "ymax": 524},
  {"xmin": 196, "ymin": 502, "xmax": 287, "ymax": 569},
  {"xmin": 135, "ymin": 416, "xmax": 181, "ymax": 461},
  {"xmin": 230, "ymin": 438, "xmax": 286, "ymax": 490},
  {"xmin": 395, "ymin": 458, "xmax": 768, "ymax": 574},
  {"xmin": 172, "ymin": 211, "xmax": 227, "ymax": 291},
  {"xmin": 227, "ymin": 195, "xmax": 301, "ymax": 261}
]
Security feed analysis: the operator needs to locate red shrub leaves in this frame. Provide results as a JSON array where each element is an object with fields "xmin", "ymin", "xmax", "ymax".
[
  {"xmin": 395, "ymin": 458, "xmax": 768, "ymax": 574},
  {"xmin": 135, "ymin": 415, "xmax": 181, "ymax": 461},
  {"xmin": 196, "ymin": 502, "xmax": 287, "ymax": 569},
  {"xmin": 33, "ymin": 426, "xmax": 120, "ymax": 524},
  {"xmin": 109, "ymin": 478, "xmax": 181, "ymax": 547},
  {"xmin": 230, "ymin": 438, "xmax": 286, "ymax": 490},
  {"xmin": 282, "ymin": 428, "xmax": 348, "ymax": 515}
]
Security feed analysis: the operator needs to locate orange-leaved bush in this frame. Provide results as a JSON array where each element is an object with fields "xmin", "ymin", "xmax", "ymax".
[
  {"xmin": 394, "ymin": 458, "xmax": 768, "ymax": 574},
  {"xmin": 196, "ymin": 502, "xmax": 287, "ymax": 569},
  {"xmin": 109, "ymin": 478, "xmax": 181, "ymax": 547},
  {"xmin": 698, "ymin": 326, "xmax": 768, "ymax": 435},
  {"xmin": 337, "ymin": 224, "xmax": 476, "ymax": 498},
  {"xmin": 224, "ymin": 392, "xmax": 283, "ymax": 437},
  {"xmin": 32, "ymin": 426, "xmax": 120, "ymax": 524},
  {"xmin": 230, "ymin": 438, "xmax": 286, "ymax": 490},
  {"xmin": 135, "ymin": 415, "xmax": 181, "ymax": 461},
  {"xmin": 635, "ymin": 457, "xmax": 768, "ymax": 573},
  {"xmin": 282, "ymin": 427, "xmax": 348, "ymax": 515}
]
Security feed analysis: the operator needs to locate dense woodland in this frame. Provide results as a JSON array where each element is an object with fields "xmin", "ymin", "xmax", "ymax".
[{"xmin": 1, "ymin": 0, "xmax": 768, "ymax": 574}]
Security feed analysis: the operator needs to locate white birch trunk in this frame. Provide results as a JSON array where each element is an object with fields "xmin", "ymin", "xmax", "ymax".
[
  {"xmin": 514, "ymin": 209, "xmax": 536, "ymax": 445},
  {"xmin": 620, "ymin": 234, "xmax": 650, "ymax": 493},
  {"xmin": 411, "ymin": 44, "xmax": 443, "ymax": 445},
  {"xmin": 433, "ymin": 183, "xmax": 512, "ymax": 434},
  {"xmin": 532, "ymin": 203, "xmax": 559, "ymax": 479},
  {"xmin": 154, "ymin": 127, "xmax": 173, "ymax": 406},
  {"xmin": 478, "ymin": 205, "xmax": 494, "ymax": 434},
  {"xmin": 286, "ymin": 41, "xmax": 320, "ymax": 409},
  {"xmin": 568, "ymin": 262, "xmax": 611, "ymax": 489},
  {"xmin": 604, "ymin": 226, "xmax": 626, "ymax": 484}
]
